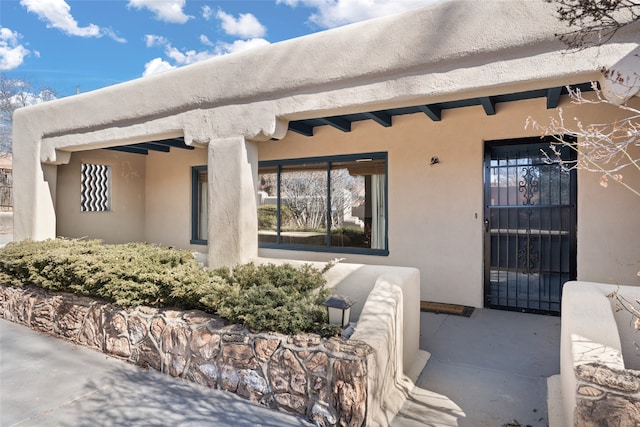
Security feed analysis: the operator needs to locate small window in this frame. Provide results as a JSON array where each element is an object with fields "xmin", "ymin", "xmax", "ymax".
[
  {"xmin": 81, "ymin": 163, "xmax": 111, "ymax": 212},
  {"xmin": 191, "ymin": 166, "xmax": 208, "ymax": 244},
  {"xmin": 257, "ymin": 152, "xmax": 388, "ymax": 255}
]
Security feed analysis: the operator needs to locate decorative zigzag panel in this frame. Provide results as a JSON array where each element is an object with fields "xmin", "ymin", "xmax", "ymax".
[{"xmin": 81, "ymin": 163, "xmax": 111, "ymax": 212}]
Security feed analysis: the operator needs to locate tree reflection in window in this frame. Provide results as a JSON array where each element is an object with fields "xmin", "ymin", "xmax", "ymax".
[{"xmin": 257, "ymin": 153, "xmax": 387, "ymax": 254}]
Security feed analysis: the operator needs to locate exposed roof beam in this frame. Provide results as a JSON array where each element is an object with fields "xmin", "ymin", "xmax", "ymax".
[
  {"xmin": 105, "ymin": 146, "xmax": 148, "ymax": 155},
  {"xmin": 546, "ymin": 87, "xmax": 562, "ymax": 109},
  {"xmin": 289, "ymin": 121, "xmax": 314, "ymax": 137},
  {"xmin": 139, "ymin": 143, "xmax": 171, "ymax": 152},
  {"xmin": 480, "ymin": 96, "xmax": 496, "ymax": 115},
  {"xmin": 317, "ymin": 117, "xmax": 352, "ymax": 132},
  {"xmin": 417, "ymin": 105, "xmax": 442, "ymax": 121},
  {"xmin": 152, "ymin": 138, "xmax": 195, "ymax": 150},
  {"xmin": 363, "ymin": 111, "xmax": 392, "ymax": 127}
]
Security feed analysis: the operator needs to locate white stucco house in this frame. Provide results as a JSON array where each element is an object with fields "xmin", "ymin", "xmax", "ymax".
[{"xmin": 12, "ymin": 0, "xmax": 640, "ymax": 316}]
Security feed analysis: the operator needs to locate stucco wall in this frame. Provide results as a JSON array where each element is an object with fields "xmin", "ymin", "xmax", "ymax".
[
  {"xmin": 259, "ymin": 95, "xmax": 640, "ymax": 306},
  {"xmin": 57, "ymin": 150, "xmax": 146, "ymax": 243},
  {"xmin": 144, "ymin": 147, "xmax": 207, "ymax": 251},
  {"xmin": 56, "ymin": 146, "xmax": 208, "ymax": 251},
  {"xmin": 12, "ymin": 1, "xmax": 640, "ymax": 309},
  {"xmin": 577, "ymin": 127, "xmax": 640, "ymax": 285}
]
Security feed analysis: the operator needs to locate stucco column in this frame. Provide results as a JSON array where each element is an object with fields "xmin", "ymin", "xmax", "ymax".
[
  {"xmin": 207, "ymin": 136, "xmax": 258, "ymax": 268},
  {"xmin": 12, "ymin": 110, "xmax": 57, "ymax": 242}
]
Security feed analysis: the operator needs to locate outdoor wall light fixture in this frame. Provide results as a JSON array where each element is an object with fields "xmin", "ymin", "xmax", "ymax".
[
  {"xmin": 430, "ymin": 156, "xmax": 440, "ymax": 165},
  {"xmin": 323, "ymin": 295, "xmax": 356, "ymax": 328}
]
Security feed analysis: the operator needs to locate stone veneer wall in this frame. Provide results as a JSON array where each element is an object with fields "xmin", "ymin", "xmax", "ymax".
[
  {"xmin": 0, "ymin": 285, "xmax": 374, "ymax": 426},
  {"xmin": 574, "ymin": 362, "xmax": 640, "ymax": 426}
]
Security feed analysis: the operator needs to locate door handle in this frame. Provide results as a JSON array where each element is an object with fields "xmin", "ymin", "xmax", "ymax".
[{"xmin": 484, "ymin": 218, "xmax": 490, "ymax": 233}]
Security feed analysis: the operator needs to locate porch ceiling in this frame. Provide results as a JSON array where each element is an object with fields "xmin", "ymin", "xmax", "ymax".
[{"xmin": 287, "ymin": 83, "xmax": 594, "ymax": 137}]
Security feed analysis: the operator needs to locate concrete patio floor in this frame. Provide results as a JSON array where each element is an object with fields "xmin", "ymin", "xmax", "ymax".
[
  {"xmin": 392, "ymin": 308, "xmax": 561, "ymax": 427},
  {"xmin": 1, "ymin": 307, "xmax": 560, "ymax": 426}
]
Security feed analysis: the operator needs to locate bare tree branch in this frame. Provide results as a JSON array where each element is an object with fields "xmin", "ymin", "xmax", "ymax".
[
  {"xmin": 549, "ymin": 0, "xmax": 640, "ymax": 48},
  {"xmin": 526, "ymin": 82, "xmax": 640, "ymax": 197},
  {"xmin": 0, "ymin": 73, "xmax": 57, "ymax": 153}
]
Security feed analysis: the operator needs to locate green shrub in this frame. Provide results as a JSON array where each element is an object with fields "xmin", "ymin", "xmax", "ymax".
[
  {"xmin": 257, "ymin": 205, "xmax": 293, "ymax": 230},
  {"xmin": 209, "ymin": 262, "xmax": 337, "ymax": 335},
  {"xmin": 0, "ymin": 239, "xmax": 341, "ymax": 336},
  {"xmin": 258, "ymin": 205, "xmax": 278, "ymax": 229}
]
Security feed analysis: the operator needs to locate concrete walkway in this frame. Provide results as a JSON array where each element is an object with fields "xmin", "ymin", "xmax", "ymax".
[
  {"xmin": 1, "ymin": 308, "xmax": 560, "ymax": 427},
  {"xmin": 392, "ymin": 309, "xmax": 560, "ymax": 427},
  {"xmin": 0, "ymin": 319, "xmax": 312, "ymax": 427}
]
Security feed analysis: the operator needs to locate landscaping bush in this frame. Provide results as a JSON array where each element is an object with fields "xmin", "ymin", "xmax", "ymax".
[
  {"xmin": 0, "ymin": 239, "xmax": 341, "ymax": 336},
  {"xmin": 258, "ymin": 205, "xmax": 278, "ymax": 229},
  {"xmin": 210, "ymin": 262, "xmax": 336, "ymax": 335},
  {"xmin": 257, "ymin": 205, "xmax": 293, "ymax": 230}
]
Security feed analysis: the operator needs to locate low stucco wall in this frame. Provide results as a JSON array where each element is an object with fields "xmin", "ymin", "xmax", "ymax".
[
  {"xmin": 256, "ymin": 260, "xmax": 424, "ymax": 426},
  {"xmin": 559, "ymin": 281, "xmax": 640, "ymax": 426},
  {"xmin": 256, "ymin": 259, "xmax": 422, "ymax": 376}
]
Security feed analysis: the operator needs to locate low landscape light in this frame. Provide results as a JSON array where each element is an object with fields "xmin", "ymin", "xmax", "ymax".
[{"xmin": 323, "ymin": 295, "xmax": 355, "ymax": 328}]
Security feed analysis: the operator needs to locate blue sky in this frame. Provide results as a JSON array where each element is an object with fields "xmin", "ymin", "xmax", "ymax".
[{"xmin": 1, "ymin": 0, "xmax": 439, "ymax": 99}]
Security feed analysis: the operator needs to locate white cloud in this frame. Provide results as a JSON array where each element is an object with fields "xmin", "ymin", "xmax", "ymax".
[
  {"xmin": 20, "ymin": 0, "xmax": 101, "ymax": 37},
  {"xmin": 144, "ymin": 34, "xmax": 215, "ymax": 66},
  {"xmin": 145, "ymin": 34, "xmax": 169, "ymax": 48},
  {"xmin": 142, "ymin": 31, "xmax": 270, "ymax": 76},
  {"xmin": 216, "ymin": 10, "xmax": 266, "ymax": 39},
  {"xmin": 214, "ymin": 38, "xmax": 270, "ymax": 56},
  {"xmin": 200, "ymin": 35, "xmax": 214, "ymax": 47},
  {"xmin": 142, "ymin": 57, "xmax": 176, "ymax": 76},
  {"xmin": 102, "ymin": 28, "xmax": 127, "ymax": 44},
  {"xmin": 277, "ymin": 0, "xmax": 440, "ymax": 28},
  {"xmin": 20, "ymin": 0, "xmax": 127, "ymax": 42},
  {"xmin": 202, "ymin": 5, "xmax": 213, "ymax": 21},
  {"xmin": 165, "ymin": 45, "xmax": 215, "ymax": 66},
  {"xmin": 0, "ymin": 28, "xmax": 30, "ymax": 70},
  {"xmin": 128, "ymin": 0, "xmax": 191, "ymax": 24}
]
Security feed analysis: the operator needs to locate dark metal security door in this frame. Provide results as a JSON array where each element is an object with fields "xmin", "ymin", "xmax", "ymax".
[{"xmin": 484, "ymin": 137, "xmax": 577, "ymax": 314}]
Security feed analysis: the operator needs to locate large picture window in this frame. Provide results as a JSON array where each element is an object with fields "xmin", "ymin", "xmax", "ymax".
[
  {"xmin": 191, "ymin": 166, "xmax": 208, "ymax": 245},
  {"xmin": 257, "ymin": 152, "xmax": 388, "ymax": 255}
]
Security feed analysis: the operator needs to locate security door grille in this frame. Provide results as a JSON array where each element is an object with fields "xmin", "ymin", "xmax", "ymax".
[{"xmin": 484, "ymin": 137, "xmax": 577, "ymax": 314}]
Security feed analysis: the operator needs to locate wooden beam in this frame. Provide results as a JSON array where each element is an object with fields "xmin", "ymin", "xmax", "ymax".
[
  {"xmin": 288, "ymin": 121, "xmax": 314, "ymax": 137},
  {"xmin": 151, "ymin": 138, "xmax": 195, "ymax": 150},
  {"xmin": 138, "ymin": 143, "xmax": 171, "ymax": 152},
  {"xmin": 105, "ymin": 146, "xmax": 148, "ymax": 155},
  {"xmin": 546, "ymin": 87, "xmax": 562, "ymax": 109},
  {"xmin": 417, "ymin": 105, "xmax": 442, "ymax": 121},
  {"xmin": 479, "ymin": 96, "xmax": 496, "ymax": 115},
  {"xmin": 363, "ymin": 111, "xmax": 392, "ymax": 127},
  {"xmin": 317, "ymin": 117, "xmax": 352, "ymax": 132}
]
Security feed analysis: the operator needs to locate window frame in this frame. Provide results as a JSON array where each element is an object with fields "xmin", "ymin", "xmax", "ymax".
[
  {"xmin": 190, "ymin": 165, "xmax": 208, "ymax": 245},
  {"xmin": 258, "ymin": 152, "xmax": 389, "ymax": 256}
]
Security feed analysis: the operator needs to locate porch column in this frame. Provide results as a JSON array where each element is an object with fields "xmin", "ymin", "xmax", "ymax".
[
  {"xmin": 12, "ymin": 111, "xmax": 60, "ymax": 242},
  {"xmin": 207, "ymin": 136, "xmax": 258, "ymax": 268}
]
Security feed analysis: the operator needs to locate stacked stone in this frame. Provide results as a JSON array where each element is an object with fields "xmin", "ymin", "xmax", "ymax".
[
  {"xmin": 0, "ymin": 285, "xmax": 373, "ymax": 426},
  {"xmin": 574, "ymin": 362, "xmax": 640, "ymax": 426}
]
